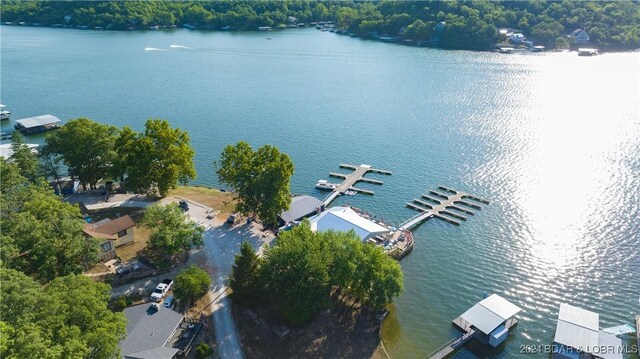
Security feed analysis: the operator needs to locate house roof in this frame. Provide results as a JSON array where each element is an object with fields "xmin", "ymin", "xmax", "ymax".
[
  {"xmin": 460, "ymin": 294, "xmax": 522, "ymax": 335},
  {"xmin": 15, "ymin": 114, "xmax": 61, "ymax": 128},
  {"xmin": 571, "ymin": 29, "xmax": 586, "ymax": 36},
  {"xmin": 120, "ymin": 304, "xmax": 183, "ymax": 359},
  {"xmin": 83, "ymin": 215, "xmax": 135, "ymax": 240},
  {"xmin": 279, "ymin": 195, "xmax": 324, "ymax": 224},
  {"xmin": 309, "ymin": 206, "xmax": 389, "ymax": 240},
  {"xmin": 0, "ymin": 143, "xmax": 38, "ymax": 160}
]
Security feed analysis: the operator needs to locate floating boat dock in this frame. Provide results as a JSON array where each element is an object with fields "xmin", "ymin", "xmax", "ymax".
[
  {"xmin": 428, "ymin": 294, "xmax": 521, "ymax": 359},
  {"xmin": 400, "ymin": 185, "xmax": 488, "ymax": 230},
  {"xmin": 319, "ymin": 164, "xmax": 391, "ymax": 206}
]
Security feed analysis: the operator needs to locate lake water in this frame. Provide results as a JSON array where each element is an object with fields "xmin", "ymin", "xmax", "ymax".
[{"xmin": 2, "ymin": 26, "xmax": 639, "ymax": 358}]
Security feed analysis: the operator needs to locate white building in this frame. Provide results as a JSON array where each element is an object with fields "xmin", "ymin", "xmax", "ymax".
[
  {"xmin": 553, "ymin": 303, "xmax": 623, "ymax": 359},
  {"xmin": 308, "ymin": 206, "xmax": 389, "ymax": 242}
]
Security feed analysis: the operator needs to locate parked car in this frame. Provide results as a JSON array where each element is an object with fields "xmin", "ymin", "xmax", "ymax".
[
  {"xmin": 226, "ymin": 214, "xmax": 236, "ymax": 225},
  {"xmin": 115, "ymin": 266, "xmax": 131, "ymax": 275},
  {"xmin": 178, "ymin": 200, "xmax": 189, "ymax": 211},
  {"xmin": 150, "ymin": 278, "xmax": 173, "ymax": 302},
  {"xmin": 131, "ymin": 262, "xmax": 143, "ymax": 272},
  {"xmin": 163, "ymin": 295, "xmax": 174, "ymax": 308}
]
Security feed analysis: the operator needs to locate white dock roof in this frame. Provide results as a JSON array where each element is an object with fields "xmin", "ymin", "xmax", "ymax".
[
  {"xmin": 309, "ymin": 206, "xmax": 389, "ymax": 241},
  {"xmin": 460, "ymin": 294, "xmax": 522, "ymax": 335},
  {"xmin": 554, "ymin": 303, "xmax": 622, "ymax": 358},
  {"xmin": 15, "ymin": 114, "xmax": 61, "ymax": 128}
]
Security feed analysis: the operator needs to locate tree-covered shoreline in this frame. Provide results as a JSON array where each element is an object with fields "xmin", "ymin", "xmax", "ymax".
[{"xmin": 2, "ymin": 1, "xmax": 640, "ymax": 51}]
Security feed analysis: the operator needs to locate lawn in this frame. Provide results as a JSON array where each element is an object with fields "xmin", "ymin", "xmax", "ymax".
[
  {"xmin": 169, "ymin": 186, "xmax": 237, "ymax": 213},
  {"xmin": 116, "ymin": 225, "xmax": 153, "ymax": 262}
]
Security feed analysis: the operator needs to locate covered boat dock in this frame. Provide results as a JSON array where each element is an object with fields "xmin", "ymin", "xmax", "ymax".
[{"xmin": 14, "ymin": 114, "xmax": 61, "ymax": 134}]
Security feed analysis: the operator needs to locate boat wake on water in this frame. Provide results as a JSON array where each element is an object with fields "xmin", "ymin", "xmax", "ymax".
[
  {"xmin": 169, "ymin": 44, "xmax": 192, "ymax": 49},
  {"xmin": 143, "ymin": 47, "xmax": 169, "ymax": 51}
]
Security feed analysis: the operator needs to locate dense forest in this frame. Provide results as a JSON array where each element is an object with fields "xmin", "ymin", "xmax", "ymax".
[{"xmin": 2, "ymin": 1, "xmax": 640, "ymax": 50}]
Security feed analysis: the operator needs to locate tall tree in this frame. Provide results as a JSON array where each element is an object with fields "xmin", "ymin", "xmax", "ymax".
[
  {"xmin": 44, "ymin": 118, "xmax": 119, "ymax": 190},
  {"xmin": 0, "ymin": 269, "xmax": 127, "ymax": 359},
  {"xmin": 141, "ymin": 203, "xmax": 204, "ymax": 257},
  {"xmin": 260, "ymin": 222, "xmax": 332, "ymax": 324},
  {"xmin": 173, "ymin": 265, "xmax": 211, "ymax": 305},
  {"xmin": 230, "ymin": 241, "xmax": 261, "ymax": 306},
  {"xmin": 115, "ymin": 119, "xmax": 196, "ymax": 197},
  {"xmin": 216, "ymin": 142, "xmax": 294, "ymax": 225},
  {"xmin": 0, "ymin": 181, "xmax": 100, "ymax": 282},
  {"xmin": 9, "ymin": 131, "xmax": 38, "ymax": 182}
]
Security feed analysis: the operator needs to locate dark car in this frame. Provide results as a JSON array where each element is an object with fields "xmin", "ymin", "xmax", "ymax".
[
  {"xmin": 115, "ymin": 266, "xmax": 131, "ymax": 275},
  {"xmin": 178, "ymin": 200, "xmax": 189, "ymax": 211}
]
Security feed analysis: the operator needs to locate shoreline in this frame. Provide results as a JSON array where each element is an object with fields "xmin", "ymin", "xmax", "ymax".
[{"xmin": 3, "ymin": 23, "xmax": 638, "ymax": 53}]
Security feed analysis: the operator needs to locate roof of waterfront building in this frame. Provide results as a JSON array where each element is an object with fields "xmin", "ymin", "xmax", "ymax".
[
  {"xmin": 83, "ymin": 215, "xmax": 135, "ymax": 240},
  {"xmin": 553, "ymin": 303, "xmax": 623, "ymax": 359},
  {"xmin": 460, "ymin": 294, "xmax": 522, "ymax": 335},
  {"xmin": 308, "ymin": 206, "xmax": 389, "ymax": 241},
  {"xmin": 0, "ymin": 143, "xmax": 38, "ymax": 160},
  {"xmin": 120, "ymin": 304, "xmax": 183, "ymax": 359},
  {"xmin": 278, "ymin": 195, "xmax": 324, "ymax": 224},
  {"xmin": 14, "ymin": 114, "xmax": 61, "ymax": 128}
]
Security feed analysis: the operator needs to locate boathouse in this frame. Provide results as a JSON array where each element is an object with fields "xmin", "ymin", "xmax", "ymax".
[
  {"xmin": 457, "ymin": 294, "xmax": 522, "ymax": 347},
  {"xmin": 14, "ymin": 114, "xmax": 61, "ymax": 134},
  {"xmin": 277, "ymin": 195, "xmax": 324, "ymax": 227},
  {"xmin": 552, "ymin": 303, "xmax": 622, "ymax": 359},
  {"xmin": 308, "ymin": 206, "xmax": 389, "ymax": 241}
]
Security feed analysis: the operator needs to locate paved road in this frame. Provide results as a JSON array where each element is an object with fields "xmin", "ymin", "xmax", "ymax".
[{"xmin": 185, "ymin": 200, "xmax": 275, "ymax": 359}]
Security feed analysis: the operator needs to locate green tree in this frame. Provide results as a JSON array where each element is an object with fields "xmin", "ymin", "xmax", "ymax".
[
  {"xmin": 0, "ymin": 181, "xmax": 100, "ymax": 282},
  {"xmin": 115, "ymin": 119, "xmax": 196, "ymax": 197},
  {"xmin": 0, "ymin": 269, "xmax": 127, "ymax": 359},
  {"xmin": 0, "ymin": 159, "xmax": 27, "ymax": 193},
  {"xmin": 216, "ymin": 142, "xmax": 294, "ymax": 225},
  {"xmin": 142, "ymin": 203, "xmax": 204, "ymax": 257},
  {"xmin": 9, "ymin": 131, "xmax": 38, "ymax": 182},
  {"xmin": 260, "ymin": 222, "xmax": 332, "ymax": 324},
  {"xmin": 173, "ymin": 265, "xmax": 211, "ymax": 305},
  {"xmin": 230, "ymin": 241, "xmax": 261, "ymax": 306},
  {"xmin": 44, "ymin": 118, "xmax": 119, "ymax": 190}
]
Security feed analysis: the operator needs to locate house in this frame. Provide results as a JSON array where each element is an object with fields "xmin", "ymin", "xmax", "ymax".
[
  {"xmin": 120, "ymin": 304, "xmax": 198, "ymax": 359},
  {"xmin": 570, "ymin": 29, "xmax": 590, "ymax": 44},
  {"xmin": 83, "ymin": 215, "xmax": 136, "ymax": 261},
  {"xmin": 508, "ymin": 32, "xmax": 526, "ymax": 43},
  {"xmin": 50, "ymin": 177, "xmax": 80, "ymax": 195},
  {"xmin": 14, "ymin": 114, "xmax": 61, "ymax": 135},
  {"xmin": 277, "ymin": 195, "xmax": 324, "ymax": 227},
  {"xmin": 308, "ymin": 206, "xmax": 389, "ymax": 242},
  {"xmin": 552, "ymin": 303, "xmax": 623, "ymax": 359}
]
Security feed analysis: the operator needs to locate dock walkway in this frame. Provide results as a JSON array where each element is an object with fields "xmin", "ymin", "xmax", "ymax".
[
  {"xmin": 400, "ymin": 185, "xmax": 488, "ymax": 230},
  {"xmin": 321, "ymin": 164, "xmax": 391, "ymax": 206}
]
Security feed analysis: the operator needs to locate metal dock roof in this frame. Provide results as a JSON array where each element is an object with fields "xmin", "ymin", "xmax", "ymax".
[
  {"xmin": 460, "ymin": 294, "xmax": 522, "ymax": 335},
  {"xmin": 15, "ymin": 114, "xmax": 61, "ymax": 128}
]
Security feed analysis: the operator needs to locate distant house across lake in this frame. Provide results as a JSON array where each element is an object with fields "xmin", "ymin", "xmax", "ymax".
[{"xmin": 570, "ymin": 29, "xmax": 590, "ymax": 45}]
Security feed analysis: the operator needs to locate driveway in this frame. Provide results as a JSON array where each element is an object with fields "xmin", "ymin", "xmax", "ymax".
[
  {"xmin": 108, "ymin": 196, "xmax": 275, "ymax": 359},
  {"xmin": 181, "ymin": 199, "xmax": 275, "ymax": 359}
]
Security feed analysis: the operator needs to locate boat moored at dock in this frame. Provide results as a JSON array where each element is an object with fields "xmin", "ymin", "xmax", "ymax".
[
  {"xmin": 578, "ymin": 48, "xmax": 599, "ymax": 56},
  {"xmin": 0, "ymin": 104, "xmax": 10, "ymax": 121}
]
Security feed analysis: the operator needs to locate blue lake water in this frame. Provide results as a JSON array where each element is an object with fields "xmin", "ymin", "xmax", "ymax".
[{"xmin": 2, "ymin": 26, "xmax": 639, "ymax": 358}]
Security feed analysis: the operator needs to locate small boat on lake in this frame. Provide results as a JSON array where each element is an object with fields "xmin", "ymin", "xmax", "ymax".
[
  {"xmin": 0, "ymin": 104, "xmax": 10, "ymax": 121},
  {"xmin": 315, "ymin": 180, "xmax": 338, "ymax": 190}
]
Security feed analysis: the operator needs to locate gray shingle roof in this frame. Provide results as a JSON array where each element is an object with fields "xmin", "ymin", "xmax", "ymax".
[
  {"xmin": 279, "ymin": 195, "xmax": 324, "ymax": 224},
  {"xmin": 120, "ymin": 304, "xmax": 183, "ymax": 359}
]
